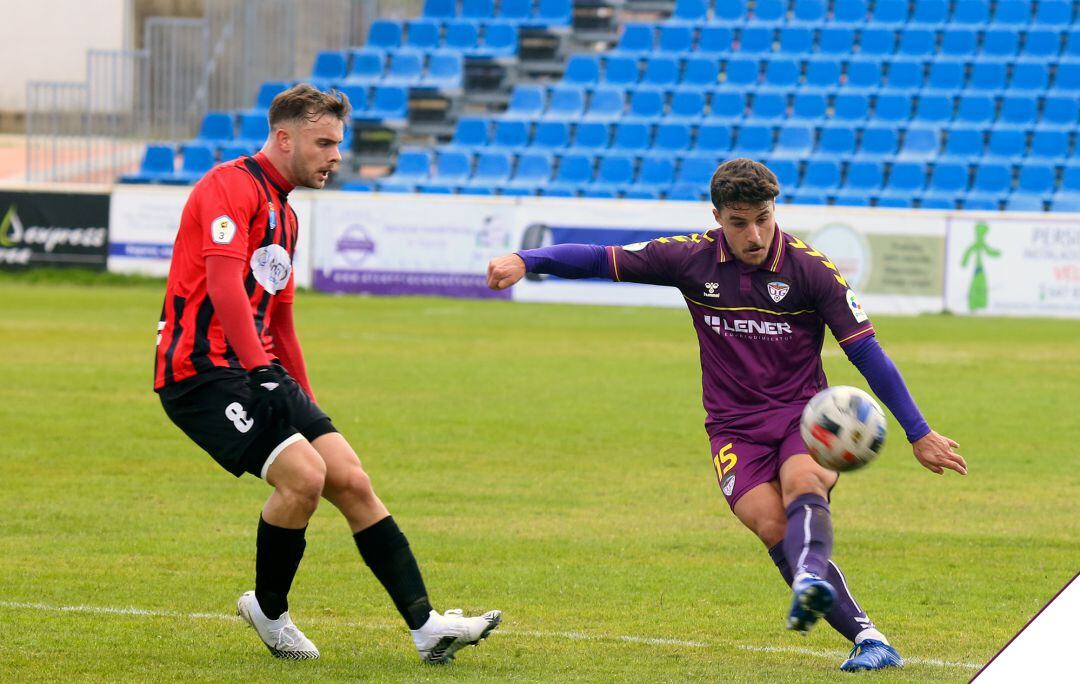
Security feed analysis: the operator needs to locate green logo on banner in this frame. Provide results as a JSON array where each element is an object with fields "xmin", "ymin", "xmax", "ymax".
[
  {"xmin": 0, "ymin": 205, "xmax": 16, "ymax": 247},
  {"xmin": 961, "ymin": 221, "xmax": 1001, "ymax": 312}
]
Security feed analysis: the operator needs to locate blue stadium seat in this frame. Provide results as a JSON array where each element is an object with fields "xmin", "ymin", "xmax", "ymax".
[
  {"xmin": 856, "ymin": 125, "xmax": 899, "ymax": 159},
  {"xmin": 982, "ymin": 29, "xmax": 1019, "ymax": 58},
  {"xmin": 695, "ymin": 123, "xmax": 732, "ymax": 154},
  {"xmin": 196, "ymin": 112, "xmax": 234, "ymax": 144},
  {"xmin": 791, "ymin": 0, "xmax": 827, "ymax": 24},
  {"xmin": 383, "ymin": 52, "xmax": 424, "ymax": 86},
  {"xmin": 507, "ymin": 152, "xmax": 554, "ymax": 192},
  {"xmin": 709, "ymin": 89, "xmax": 748, "ymax": 123},
  {"xmin": 833, "ymin": 93, "xmax": 869, "ymax": 123},
  {"xmin": 955, "ymin": 95, "xmax": 995, "ymax": 126},
  {"xmin": 712, "ymin": 0, "xmax": 747, "ymax": 24},
  {"xmin": 800, "ymin": 160, "xmax": 841, "ymax": 193},
  {"xmin": 167, "ymin": 143, "xmax": 215, "ymax": 184},
  {"xmin": 470, "ymin": 151, "xmax": 512, "ymax": 188},
  {"xmin": 914, "ymin": 95, "xmax": 953, "ymax": 124},
  {"xmin": 310, "ymin": 51, "xmax": 347, "ymax": 88},
  {"xmin": 772, "ymin": 124, "xmax": 815, "ymax": 159},
  {"xmin": 635, "ymin": 157, "xmax": 676, "ymax": 193},
  {"xmin": 545, "ymin": 86, "xmax": 586, "ymax": 121},
  {"xmin": 939, "ymin": 128, "xmax": 983, "ymax": 164},
  {"xmin": 993, "ymin": 0, "xmax": 1031, "ymax": 25},
  {"xmin": 750, "ymin": 92, "xmax": 786, "ymax": 122},
  {"xmin": 585, "ymin": 87, "xmax": 626, "ymax": 122},
  {"xmin": 345, "ymin": 49, "xmax": 384, "ymax": 84},
  {"xmin": 804, "ymin": 59, "xmax": 842, "ymax": 90},
  {"xmin": 1033, "ymin": 0, "xmax": 1072, "ymax": 29},
  {"xmin": 250, "ymin": 81, "xmax": 290, "ymax": 114},
  {"xmin": 911, "ymin": 0, "xmax": 948, "ymax": 26},
  {"xmin": 478, "ymin": 23, "xmax": 518, "ymax": 57},
  {"xmin": 1052, "ymin": 195, "xmax": 1080, "ymax": 212},
  {"xmin": 1042, "ymin": 96, "xmax": 1079, "ymax": 129},
  {"xmin": 768, "ymin": 159, "xmax": 800, "ymax": 191},
  {"xmin": 592, "ymin": 154, "xmax": 635, "ymax": 192},
  {"xmin": 878, "ymin": 162, "xmax": 927, "ymax": 201},
  {"xmin": 859, "ymin": 28, "xmax": 897, "ymax": 55},
  {"xmin": 422, "ymin": 0, "xmax": 455, "ymax": 19},
  {"xmin": 1020, "ymin": 29, "xmax": 1062, "ymax": 61},
  {"xmin": 427, "ymin": 151, "xmax": 472, "ymax": 188},
  {"xmin": 951, "ymin": 0, "xmax": 990, "ymax": 25},
  {"xmin": 940, "ymin": 28, "xmax": 978, "ymax": 57},
  {"xmin": 549, "ymin": 153, "xmax": 594, "ymax": 194},
  {"xmin": 504, "ymin": 85, "xmax": 545, "ymax": 119},
  {"xmin": 997, "ymin": 95, "xmax": 1038, "ymax": 128},
  {"xmin": 1005, "ymin": 194, "xmax": 1044, "ymax": 211},
  {"xmin": 406, "ymin": 20, "xmax": 440, "ymax": 51},
  {"xmin": 846, "ymin": 60, "xmax": 883, "ymax": 91},
  {"xmin": 967, "ymin": 62, "xmax": 1008, "ymax": 92},
  {"xmin": 1055, "ymin": 63, "xmax": 1080, "ymax": 92},
  {"xmin": 752, "ymin": 0, "xmax": 787, "ymax": 25},
  {"xmin": 462, "ymin": 0, "xmax": 494, "ymax": 21},
  {"xmin": 492, "ymin": 120, "xmax": 529, "ymax": 152},
  {"xmin": 684, "ymin": 58, "xmax": 720, "ymax": 87},
  {"xmin": 818, "ymin": 27, "xmax": 855, "ymax": 55},
  {"xmin": 532, "ymin": 121, "xmax": 570, "ymax": 150},
  {"xmin": 832, "ymin": 0, "xmax": 867, "ymax": 25},
  {"xmin": 731, "ymin": 124, "xmax": 773, "ymax": 157},
  {"xmin": 896, "ymin": 127, "xmax": 940, "ymax": 161},
  {"xmin": 763, "ymin": 59, "xmax": 800, "ymax": 90},
  {"xmin": 338, "ymin": 85, "xmax": 368, "ymax": 116},
  {"xmin": 235, "ymin": 112, "xmax": 270, "ymax": 147},
  {"xmin": 816, "ymin": 125, "xmax": 857, "ymax": 158},
  {"xmin": 498, "ymin": 0, "xmax": 532, "ymax": 24},
  {"xmin": 779, "ymin": 27, "xmax": 814, "ymax": 54},
  {"xmin": 380, "ymin": 148, "xmax": 431, "ymax": 190},
  {"xmin": 445, "ymin": 21, "xmax": 480, "ymax": 51},
  {"xmin": 886, "ymin": 59, "xmax": 924, "ymax": 90},
  {"xmin": 1058, "ymin": 163, "xmax": 1080, "ymax": 195},
  {"xmin": 573, "ymin": 122, "xmax": 610, "ymax": 151},
  {"xmin": 564, "ymin": 55, "xmax": 601, "ymax": 87},
  {"xmin": 698, "ymin": 25, "xmax": 735, "ymax": 55},
  {"xmin": 675, "ymin": 154, "xmax": 718, "ymax": 192},
  {"xmin": 342, "ymin": 180, "xmax": 374, "ymax": 193},
  {"xmin": 658, "ymin": 25, "xmax": 694, "ymax": 54},
  {"xmin": 1016, "ymin": 163, "xmax": 1056, "ymax": 198},
  {"xmin": 669, "ymin": 89, "xmax": 707, "ymax": 122},
  {"xmin": 643, "ymin": 57, "xmax": 680, "ymax": 87},
  {"xmin": 874, "ymin": 93, "xmax": 913, "ymax": 123},
  {"xmin": 669, "ymin": 0, "xmax": 709, "ymax": 25},
  {"xmin": 898, "ymin": 28, "xmax": 935, "ymax": 57},
  {"xmin": 613, "ymin": 23, "xmax": 653, "ymax": 56},
  {"xmin": 724, "ymin": 59, "xmax": 760, "ymax": 87},
  {"xmin": 791, "ymin": 92, "xmax": 827, "ymax": 122},
  {"xmin": 837, "ymin": 160, "xmax": 885, "ymax": 200},
  {"xmin": 739, "ymin": 27, "xmax": 774, "ymax": 54},
  {"xmin": 966, "ymin": 163, "xmax": 1011, "ymax": 207},
  {"xmin": 612, "ymin": 122, "xmax": 651, "ymax": 154},
  {"xmin": 1029, "ymin": 129, "xmax": 1070, "ymax": 164},
  {"xmin": 423, "ymin": 51, "xmax": 464, "ymax": 90},
  {"xmin": 926, "ymin": 61, "xmax": 965, "ymax": 92},
  {"xmin": 626, "ymin": 88, "xmax": 665, "ymax": 121},
  {"xmin": 1065, "ymin": 29, "xmax": 1080, "ymax": 60},
  {"xmin": 534, "ymin": 0, "xmax": 573, "ymax": 28},
  {"xmin": 368, "ymin": 19, "xmax": 402, "ymax": 50},
  {"xmin": 219, "ymin": 143, "xmax": 253, "ymax": 161},
  {"xmin": 445, "ymin": 117, "xmax": 489, "ymax": 152},
  {"xmin": 604, "ymin": 56, "xmax": 640, "ymax": 87},
  {"xmin": 922, "ymin": 162, "xmax": 969, "ymax": 205},
  {"xmin": 870, "ymin": 0, "xmax": 908, "ymax": 26},
  {"xmin": 366, "ymin": 85, "xmax": 408, "ymax": 122},
  {"xmin": 652, "ymin": 123, "xmax": 692, "ymax": 156}
]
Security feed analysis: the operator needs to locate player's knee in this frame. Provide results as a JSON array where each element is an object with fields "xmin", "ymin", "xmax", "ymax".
[
  {"xmin": 784, "ymin": 472, "xmax": 833, "ymax": 501},
  {"xmin": 336, "ymin": 467, "xmax": 375, "ymax": 503},
  {"xmin": 754, "ymin": 519, "xmax": 786, "ymax": 547},
  {"xmin": 281, "ymin": 462, "xmax": 326, "ymax": 514}
]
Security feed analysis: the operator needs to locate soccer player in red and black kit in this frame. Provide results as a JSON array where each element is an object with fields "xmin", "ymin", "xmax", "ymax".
[
  {"xmin": 155, "ymin": 85, "xmax": 500, "ymax": 663},
  {"xmin": 486, "ymin": 159, "xmax": 967, "ymax": 672}
]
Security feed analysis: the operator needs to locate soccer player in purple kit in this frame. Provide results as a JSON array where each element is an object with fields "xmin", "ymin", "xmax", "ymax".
[{"xmin": 486, "ymin": 159, "xmax": 967, "ymax": 672}]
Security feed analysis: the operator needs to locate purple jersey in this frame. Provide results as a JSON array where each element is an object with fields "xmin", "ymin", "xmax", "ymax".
[{"xmin": 606, "ymin": 227, "xmax": 874, "ymax": 428}]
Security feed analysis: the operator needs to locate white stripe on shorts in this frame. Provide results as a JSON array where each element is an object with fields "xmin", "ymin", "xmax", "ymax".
[{"xmin": 260, "ymin": 433, "xmax": 304, "ymax": 479}]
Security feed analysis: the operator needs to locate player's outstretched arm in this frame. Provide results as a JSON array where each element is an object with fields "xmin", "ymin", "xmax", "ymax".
[
  {"xmin": 487, "ymin": 253, "xmax": 526, "ymax": 290},
  {"xmin": 912, "ymin": 430, "xmax": 967, "ymax": 476}
]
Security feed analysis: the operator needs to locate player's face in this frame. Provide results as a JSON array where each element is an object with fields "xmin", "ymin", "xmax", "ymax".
[
  {"xmin": 284, "ymin": 113, "xmax": 343, "ymax": 189},
  {"xmin": 713, "ymin": 201, "xmax": 776, "ymax": 266}
]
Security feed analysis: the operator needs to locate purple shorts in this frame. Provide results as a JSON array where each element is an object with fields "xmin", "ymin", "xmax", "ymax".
[{"xmin": 706, "ymin": 406, "xmax": 808, "ymax": 510}]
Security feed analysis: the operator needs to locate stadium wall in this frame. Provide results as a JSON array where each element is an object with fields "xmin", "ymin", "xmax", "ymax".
[{"xmin": 104, "ymin": 186, "xmax": 1080, "ymax": 318}]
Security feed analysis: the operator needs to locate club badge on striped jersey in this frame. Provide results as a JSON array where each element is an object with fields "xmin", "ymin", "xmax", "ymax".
[
  {"xmin": 767, "ymin": 280, "xmax": 790, "ymax": 303},
  {"xmin": 267, "ymin": 202, "xmax": 277, "ymax": 231}
]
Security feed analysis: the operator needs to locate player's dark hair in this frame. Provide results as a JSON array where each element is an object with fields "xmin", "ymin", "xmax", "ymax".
[
  {"xmin": 268, "ymin": 84, "xmax": 351, "ymax": 127},
  {"xmin": 710, "ymin": 158, "xmax": 780, "ymax": 210}
]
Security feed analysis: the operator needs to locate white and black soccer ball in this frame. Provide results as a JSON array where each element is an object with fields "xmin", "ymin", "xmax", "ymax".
[{"xmin": 800, "ymin": 386, "xmax": 887, "ymax": 472}]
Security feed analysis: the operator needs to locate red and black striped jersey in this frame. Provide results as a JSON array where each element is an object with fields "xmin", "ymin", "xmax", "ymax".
[{"xmin": 154, "ymin": 152, "xmax": 298, "ymax": 391}]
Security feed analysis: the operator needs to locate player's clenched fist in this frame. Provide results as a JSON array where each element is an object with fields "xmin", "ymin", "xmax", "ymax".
[{"xmin": 487, "ymin": 253, "xmax": 526, "ymax": 290}]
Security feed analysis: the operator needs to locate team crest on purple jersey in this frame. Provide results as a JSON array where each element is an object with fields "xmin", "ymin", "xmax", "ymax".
[{"xmin": 768, "ymin": 280, "xmax": 790, "ymax": 303}]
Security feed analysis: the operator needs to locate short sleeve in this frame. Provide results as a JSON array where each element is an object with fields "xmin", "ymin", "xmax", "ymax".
[
  {"xmin": 807, "ymin": 254, "xmax": 875, "ymax": 347},
  {"xmin": 198, "ymin": 167, "xmax": 261, "ymax": 261},
  {"xmin": 609, "ymin": 234, "xmax": 701, "ymax": 286}
]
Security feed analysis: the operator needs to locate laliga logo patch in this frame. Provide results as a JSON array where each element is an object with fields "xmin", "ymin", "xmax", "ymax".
[
  {"xmin": 250, "ymin": 244, "xmax": 292, "ymax": 295},
  {"xmin": 767, "ymin": 280, "xmax": 790, "ymax": 303},
  {"xmin": 210, "ymin": 215, "xmax": 237, "ymax": 245},
  {"xmin": 846, "ymin": 289, "xmax": 868, "ymax": 323},
  {"xmin": 704, "ymin": 282, "xmax": 720, "ymax": 298},
  {"xmin": 721, "ymin": 474, "xmax": 736, "ymax": 497}
]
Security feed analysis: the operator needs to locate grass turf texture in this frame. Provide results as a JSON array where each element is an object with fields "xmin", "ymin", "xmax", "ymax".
[{"xmin": 1, "ymin": 276, "xmax": 1077, "ymax": 682}]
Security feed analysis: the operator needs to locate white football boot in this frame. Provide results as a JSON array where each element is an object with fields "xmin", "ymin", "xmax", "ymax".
[
  {"xmin": 410, "ymin": 608, "xmax": 502, "ymax": 664},
  {"xmin": 236, "ymin": 591, "xmax": 320, "ymax": 660}
]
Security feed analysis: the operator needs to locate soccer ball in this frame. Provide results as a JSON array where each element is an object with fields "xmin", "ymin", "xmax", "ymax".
[{"xmin": 800, "ymin": 386, "xmax": 887, "ymax": 472}]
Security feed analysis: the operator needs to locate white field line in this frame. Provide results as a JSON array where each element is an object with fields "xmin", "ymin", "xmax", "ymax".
[{"xmin": 0, "ymin": 600, "xmax": 982, "ymax": 670}]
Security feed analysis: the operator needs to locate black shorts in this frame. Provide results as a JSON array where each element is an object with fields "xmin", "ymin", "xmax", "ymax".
[{"xmin": 159, "ymin": 367, "xmax": 336, "ymax": 478}]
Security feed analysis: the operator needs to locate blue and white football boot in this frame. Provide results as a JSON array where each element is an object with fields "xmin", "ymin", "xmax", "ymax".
[
  {"xmin": 840, "ymin": 639, "xmax": 904, "ymax": 671},
  {"xmin": 786, "ymin": 573, "xmax": 836, "ymax": 634}
]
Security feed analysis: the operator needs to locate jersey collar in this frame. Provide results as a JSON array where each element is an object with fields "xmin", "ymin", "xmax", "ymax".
[
  {"xmin": 715, "ymin": 224, "xmax": 786, "ymax": 273},
  {"xmin": 253, "ymin": 152, "xmax": 295, "ymax": 196}
]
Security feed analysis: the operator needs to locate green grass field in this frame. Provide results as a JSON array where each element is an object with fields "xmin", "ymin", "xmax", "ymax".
[{"xmin": 1, "ymin": 276, "xmax": 1078, "ymax": 682}]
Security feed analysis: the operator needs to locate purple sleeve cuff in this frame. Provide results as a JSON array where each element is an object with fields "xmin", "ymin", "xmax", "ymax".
[
  {"xmin": 516, "ymin": 244, "xmax": 611, "ymax": 279},
  {"xmin": 843, "ymin": 335, "xmax": 931, "ymax": 443}
]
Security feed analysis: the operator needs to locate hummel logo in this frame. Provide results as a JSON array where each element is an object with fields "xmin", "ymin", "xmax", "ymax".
[{"xmin": 704, "ymin": 282, "xmax": 720, "ymax": 298}]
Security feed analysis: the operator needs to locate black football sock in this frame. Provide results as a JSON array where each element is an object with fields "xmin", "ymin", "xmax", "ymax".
[
  {"xmin": 353, "ymin": 516, "xmax": 432, "ymax": 629},
  {"xmin": 255, "ymin": 516, "xmax": 307, "ymax": 620}
]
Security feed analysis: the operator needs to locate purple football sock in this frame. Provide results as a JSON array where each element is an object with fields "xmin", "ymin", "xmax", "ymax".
[
  {"xmin": 783, "ymin": 493, "xmax": 833, "ymax": 580},
  {"xmin": 769, "ymin": 543, "xmax": 877, "ymax": 643}
]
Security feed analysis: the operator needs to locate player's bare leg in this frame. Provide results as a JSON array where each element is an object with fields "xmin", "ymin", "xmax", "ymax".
[
  {"xmin": 313, "ymin": 433, "xmax": 501, "ymax": 663},
  {"xmin": 237, "ymin": 439, "xmax": 325, "ymax": 660}
]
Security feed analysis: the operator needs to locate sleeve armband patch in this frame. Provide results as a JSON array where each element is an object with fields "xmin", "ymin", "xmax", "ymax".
[{"xmin": 210, "ymin": 215, "xmax": 237, "ymax": 245}]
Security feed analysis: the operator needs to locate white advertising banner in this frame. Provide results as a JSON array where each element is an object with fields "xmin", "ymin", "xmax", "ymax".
[
  {"xmin": 108, "ymin": 185, "xmax": 314, "ymax": 288},
  {"xmin": 945, "ymin": 214, "xmax": 1080, "ymax": 317}
]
